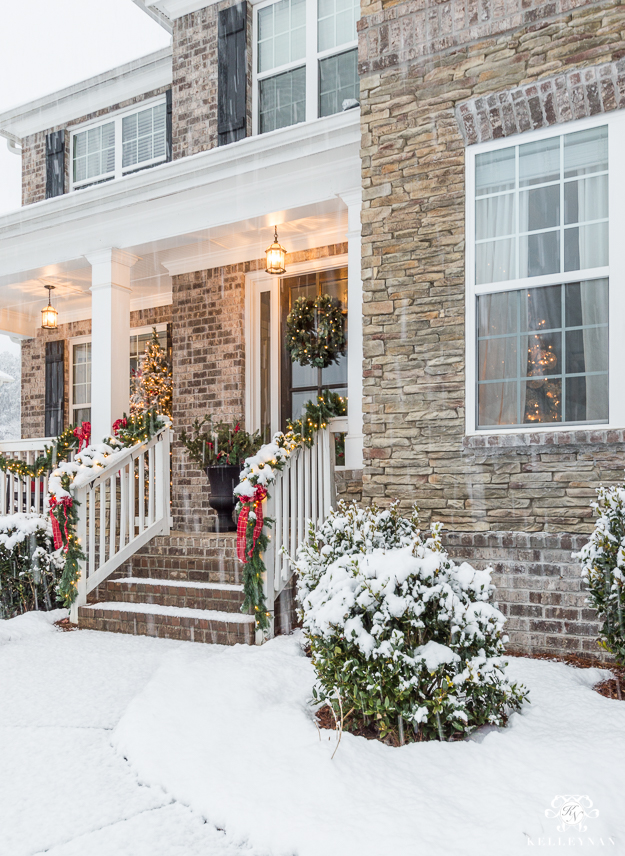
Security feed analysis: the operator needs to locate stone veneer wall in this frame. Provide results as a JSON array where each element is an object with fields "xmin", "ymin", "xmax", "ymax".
[
  {"xmin": 20, "ymin": 305, "xmax": 172, "ymax": 439},
  {"xmin": 21, "ymin": 86, "xmax": 171, "ymax": 207},
  {"xmin": 357, "ymin": 0, "xmax": 625, "ymax": 656},
  {"xmin": 358, "ymin": 0, "xmax": 625, "ymax": 532},
  {"xmin": 171, "ymin": 243, "xmax": 348, "ymax": 532},
  {"xmin": 171, "ymin": 1, "xmax": 252, "ymax": 159}
]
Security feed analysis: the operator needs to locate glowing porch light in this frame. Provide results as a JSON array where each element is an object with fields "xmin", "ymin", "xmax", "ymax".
[
  {"xmin": 41, "ymin": 285, "xmax": 58, "ymax": 329},
  {"xmin": 265, "ymin": 226, "xmax": 287, "ymax": 275}
]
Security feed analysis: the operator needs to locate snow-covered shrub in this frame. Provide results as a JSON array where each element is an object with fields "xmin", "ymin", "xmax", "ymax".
[
  {"xmin": 296, "ymin": 501, "xmax": 527, "ymax": 743},
  {"xmin": 577, "ymin": 485, "xmax": 625, "ymax": 664},
  {"xmin": 0, "ymin": 513, "xmax": 64, "ymax": 619}
]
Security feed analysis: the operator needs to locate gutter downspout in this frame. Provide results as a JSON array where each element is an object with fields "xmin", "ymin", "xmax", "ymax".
[{"xmin": 0, "ymin": 131, "xmax": 22, "ymax": 155}]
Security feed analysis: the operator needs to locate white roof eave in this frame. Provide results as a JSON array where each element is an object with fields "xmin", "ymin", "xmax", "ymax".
[{"xmin": 0, "ymin": 47, "xmax": 173, "ymax": 141}]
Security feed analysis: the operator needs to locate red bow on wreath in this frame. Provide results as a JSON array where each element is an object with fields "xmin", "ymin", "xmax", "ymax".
[
  {"xmin": 48, "ymin": 495, "xmax": 73, "ymax": 552},
  {"xmin": 236, "ymin": 486, "xmax": 268, "ymax": 564},
  {"xmin": 73, "ymin": 421, "xmax": 91, "ymax": 452}
]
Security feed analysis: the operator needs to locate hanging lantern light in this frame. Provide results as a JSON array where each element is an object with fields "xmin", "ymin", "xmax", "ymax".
[
  {"xmin": 41, "ymin": 285, "xmax": 58, "ymax": 329},
  {"xmin": 265, "ymin": 225, "xmax": 287, "ymax": 275}
]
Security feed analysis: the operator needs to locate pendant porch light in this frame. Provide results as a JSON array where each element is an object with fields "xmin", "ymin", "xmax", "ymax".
[
  {"xmin": 41, "ymin": 285, "xmax": 58, "ymax": 329},
  {"xmin": 265, "ymin": 225, "xmax": 287, "ymax": 275}
]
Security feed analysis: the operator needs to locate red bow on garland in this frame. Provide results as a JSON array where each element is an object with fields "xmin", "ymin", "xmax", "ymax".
[
  {"xmin": 113, "ymin": 418, "xmax": 128, "ymax": 436},
  {"xmin": 236, "ymin": 486, "xmax": 268, "ymax": 564},
  {"xmin": 48, "ymin": 495, "xmax": 73, "ymax": 552},
  {"xmin": 73, "ymin": 421, "xmax": 91, "ymax": 452}
]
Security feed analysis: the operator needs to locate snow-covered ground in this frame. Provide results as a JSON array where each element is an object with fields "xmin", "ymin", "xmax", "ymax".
[{"xmin": 2, "ymin": 613, "xmax": 625, "ymax": 855}]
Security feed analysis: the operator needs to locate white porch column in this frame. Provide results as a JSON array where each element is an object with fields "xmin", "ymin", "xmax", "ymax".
[
  {"xmin": 85, "ymin": 248, "xmax": 138, "ymax": 442},
  {"xmin": 340, "ymin": 189, "xmax": 364, "ymax": 470}
]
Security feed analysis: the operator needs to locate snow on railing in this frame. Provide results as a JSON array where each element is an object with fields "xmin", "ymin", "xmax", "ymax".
[
  {"xmin": 261, "ymin": 418, "xmax": 344, "ymax": 640},
  {"xmin": 0, "ymin": 437, "xmax": 59, "ymax": 516},
  {"xmin": 69, "ymin": 425, "xmax": 171, "ymax": 621}
]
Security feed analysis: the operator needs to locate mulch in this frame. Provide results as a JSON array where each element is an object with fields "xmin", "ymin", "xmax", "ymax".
[
  {"xmin": 54, "ymin": 618, "xmax": 78, "ymax": 632},
  {"xmin": 507, "ymin": 649, "xmax": 624, "ymax": 701}
]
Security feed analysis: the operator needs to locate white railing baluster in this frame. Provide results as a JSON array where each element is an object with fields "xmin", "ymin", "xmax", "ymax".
[
  {"xmin": 138, "ymin": 452, "xmax": 145, "ymax": 532},
  {"xmin": 88, "ymin": 487, "xmax": 95, "ymax": 581},
  {"xmin": 109, "ymin": 473, "xmax": 117, "ymax": 559},
  {"xmin": 297, "ymin": 449, "xmax": 305, "ymax": 550},
  {"xmin": 274, "ymin": 473, "xmax": 283, "ymax": 593},
  {"xmin": 129, "ymin": 455, "xmax": 135, "ymax": 540},
  {"xmin": 281, "ymin": 460, "xmax": 289, "ymax": 583},
  {"xmin": 120, "ymin": 466, "xmax": 127, "ymax": 548},
  {"xmin": 289, "ymin": 458, "xmax": 297, "ymax": 581},
  {"xmin": 99, "ymin": 482, "xmax": 106, "ymax": 568},
  {"xmin": 70, "ymin": 485, "xmax": 88, "ymax": 623},
  {"xmin": 322, "ymin": 428, "xmax": 332, "ymax": 519},
  {"xmin": 148, "ymin": 445, "xmax": 155, "ymax": 525}
]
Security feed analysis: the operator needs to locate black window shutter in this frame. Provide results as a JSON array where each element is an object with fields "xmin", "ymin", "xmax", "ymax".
[
  {"xmin": 45, "ymin": 131, "xmax": 65, "ymax": 199},
  {"xmin": 218, "ymin": 2, "xmax": 247, "ymax": 147},
  {"xmin": 166, "ymin": 88, "xmax": 173, "ymax": 162},
  {"xmin": 45, "ymin": 341, "xmax": 64, "ymax": 437}
]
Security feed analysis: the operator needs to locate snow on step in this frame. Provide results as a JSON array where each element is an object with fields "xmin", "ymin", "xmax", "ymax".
[
  {"xmin": 84, "ymin": 602, "xmax": 255, "ymax": 624},
  {"xmin": 112, "ymin": 577, "xmax": 243, "ymax": 592}
]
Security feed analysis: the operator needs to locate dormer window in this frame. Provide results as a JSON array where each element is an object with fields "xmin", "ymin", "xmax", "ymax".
[
  {"xmin": 70, "ymin": 99, "xmax": 167, "ymax": 190},
  {"xmin": 254, "ymin": 0, "xmax": 359, "ymax": 135}
]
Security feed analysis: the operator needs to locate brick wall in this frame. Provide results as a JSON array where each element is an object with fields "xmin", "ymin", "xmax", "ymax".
[
  {"xmin": 20, "ymin": 306, "xmax": 171, "ymax": 439},
  {"xmin": 21, "ymin": 86, "xmax": 170, "ymax": 206},
  {"xmin": 444, "ymin": 531, "xmax": 608, "ymax": 661},
  {"xmin": 358, "ymin": 0, "xmax": 625, "ymax": 533},
  {"xmin": 171, "ymin": 0, "xmax": 252, "ymax": 159}
]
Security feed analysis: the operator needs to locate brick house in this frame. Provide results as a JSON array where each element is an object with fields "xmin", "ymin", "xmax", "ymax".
[{"xmin": 0, "ymin": 0, "xmax": 620, "ymax": 656}]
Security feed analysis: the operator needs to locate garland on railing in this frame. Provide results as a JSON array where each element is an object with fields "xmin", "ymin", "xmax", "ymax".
[
  {"xmin": 234, "ymin": 391, "xmax": 347, "ymax": 633},
  {"xmin": 0, "ymin": 424, "xmax": 84, "ymax": 480},
  {"xmin": 47, "ymin": 409, "xmax": 169, "ymax": 608}
]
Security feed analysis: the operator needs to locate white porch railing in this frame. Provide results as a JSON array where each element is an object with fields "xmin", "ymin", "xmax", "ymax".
[
  {"xmin": 69, "ymin": 425, "xmax": 171, "ymax": 621},
  {"xmin": 262, "ymin": 417, "xmax": 346, "ymax": 639},
  {"xmin": 0, "ymin": 437, "xmax": 58, "ymax": 516}
]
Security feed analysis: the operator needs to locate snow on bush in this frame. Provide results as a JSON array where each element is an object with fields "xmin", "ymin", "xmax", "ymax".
[
  {"xmin": 296, "ymin": 501, "xmax": 527, "ymax": 743},
  {"xmin": 577, "ymin": 484, "xmax": 625, "ymax": 664},
  {"xmin": 0, "ymin": 512, "xmax": 64, "ymax": 619}
]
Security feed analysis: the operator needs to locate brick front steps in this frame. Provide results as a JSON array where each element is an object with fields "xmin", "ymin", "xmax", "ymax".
[{"xmin": 79, "ymin": 532, "xmax": 256, "ymax": 645}]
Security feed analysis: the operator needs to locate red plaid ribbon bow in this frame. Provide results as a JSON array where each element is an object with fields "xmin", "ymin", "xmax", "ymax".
[
  {"xmin": 48, "ymin": 495, "xmax": 73, "ymax": 552},
  {"xmin": 236, "ymin": 486, "xmax": 268, "ymax": 564},
  {"xmin": 73, "ymin": 421, "xmax": 91, "ymax": 452}
]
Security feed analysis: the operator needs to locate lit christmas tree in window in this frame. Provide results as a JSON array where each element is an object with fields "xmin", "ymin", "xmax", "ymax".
[{"xmin": 130, "ymin": 328, "xmax": 172, "ymax": 419}]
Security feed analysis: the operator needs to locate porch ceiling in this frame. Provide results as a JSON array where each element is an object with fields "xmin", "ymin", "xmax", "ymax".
[
  {"xmin": 0, "ymin": 111, "xmax": 359, "ymax": 338},
  {"xmin": 0, "ymin": 204, "xmax": 348, "ymax": 337}
]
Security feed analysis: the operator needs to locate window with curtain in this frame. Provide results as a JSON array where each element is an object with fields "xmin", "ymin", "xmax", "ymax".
[
  {"xmin": 473, "ymin": 124, "xmax": 609, "ymax": 429},
  {"xmin": 256, "ymin": 0, "xmax": 359, "ymax": 134}
]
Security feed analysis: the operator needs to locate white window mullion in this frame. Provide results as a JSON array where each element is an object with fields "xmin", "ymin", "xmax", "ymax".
[
  {"xmin": 305, "ymin": 0, "xmax": 317, "ymax": 123},
  {"xmin": 114, "ymin": 116, "xmax": 123, "ymax": 181}
]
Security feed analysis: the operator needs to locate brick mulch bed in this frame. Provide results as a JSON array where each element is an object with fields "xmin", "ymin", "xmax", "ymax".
[{"xmin": 508, "ymin": 650, "xmax": 624, "ymax": 701}]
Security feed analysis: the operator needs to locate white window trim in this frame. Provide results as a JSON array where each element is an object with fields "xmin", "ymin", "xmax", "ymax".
[
  {"xmin": 245, "ymin": 255, "xmax": 349, "ymax": 466},
  {"xmin": 69, "ymin": 335, "xmax": 92, "ymax": 424},
  {"xmin": 465, "ymin": 110, "xmax": 625, "ymax": 435},
  {"xmin": 252, "ymin": 0, "xmax": 358, "ymax": 135},
  {"xmin": 69, "ymin": 324, "xmax": 168, "ymax": 419},
  {"xmin": 69, "ymin": 95, "xmax": 167, "ymax": 191}
]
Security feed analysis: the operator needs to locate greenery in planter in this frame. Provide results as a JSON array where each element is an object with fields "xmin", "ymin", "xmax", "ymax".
[
  {"xmin": 295, "ymin": 501, "xmax": 528, "ymax": 744},
  {"xmin": 180, "ymin": 417, "xmax": 263, "ymax": 469},
  {"xmin": 577, "ymin": 484, "xmax": 625, "ymax": 665},
  {"xmin": 0, "ymin": 513, "xmax": 65, "ymax": 619}
]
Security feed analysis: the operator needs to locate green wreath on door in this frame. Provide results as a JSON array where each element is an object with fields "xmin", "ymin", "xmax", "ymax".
[{"xmin": 284, "ymin": 294, "xmax": 347, "ymax": 369}]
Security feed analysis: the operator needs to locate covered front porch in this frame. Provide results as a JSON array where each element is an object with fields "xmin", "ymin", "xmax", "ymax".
[{"xmin": 0, "ymin": 111, "xmax": 362, "ymax": 639}]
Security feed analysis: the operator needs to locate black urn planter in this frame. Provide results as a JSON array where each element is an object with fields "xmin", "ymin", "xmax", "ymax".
[{"xmin": 205, "ymin": 464, "xmax": 240, "ymax": 532}]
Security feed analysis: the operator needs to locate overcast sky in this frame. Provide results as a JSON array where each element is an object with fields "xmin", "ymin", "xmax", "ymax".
[{"xmin": 0, "ymin": 0, "xmax": 171, "ymax": 216}]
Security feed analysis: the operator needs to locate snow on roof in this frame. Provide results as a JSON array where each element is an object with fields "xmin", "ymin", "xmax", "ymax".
[{"xmin": 0, "ymin": 370, "xmax": 14, "ymax": 384}]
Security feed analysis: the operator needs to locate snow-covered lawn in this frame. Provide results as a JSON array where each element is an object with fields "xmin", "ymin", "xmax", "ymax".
[{"xmin": 2, "ymin": 613, "xmax": 625, "ymax": 855}]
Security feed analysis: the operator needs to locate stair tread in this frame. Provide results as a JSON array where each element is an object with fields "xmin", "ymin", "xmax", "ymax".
[
  {"xmin": 83, "ymin": 601, "xmax": 254, "ymax": 624},
  {"xmin": 111, "ymin": 577, "xmax": 243, "ymax": 592}
]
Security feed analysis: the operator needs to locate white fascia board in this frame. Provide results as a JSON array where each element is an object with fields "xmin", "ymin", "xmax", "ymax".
[
  {"xmin": 0, "ymin": 111, "xmax": 361, "ymax": 278},
  {"xmin": 0, "ymin": 48, "xmax": 172, "ymax": 141},
  {"xmin": 131, "ymin": 0, "xmax": 173, "ymax": 30},
  {"xmin": 148, "ymin": 0, "xmax": 220, "ymax": 18}
]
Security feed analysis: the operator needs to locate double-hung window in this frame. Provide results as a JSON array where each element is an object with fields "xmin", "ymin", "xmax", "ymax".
[
  {"xmin": 71, "ymin": 99, "xmax": 167, "ymax": 190},
  {"xmin": 466, "ymin": 116, "xmax": 625, "ymax": 432},
  {"xmin": 254, "ymin": 0, "xmax": 359, "ymax": 134}
]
